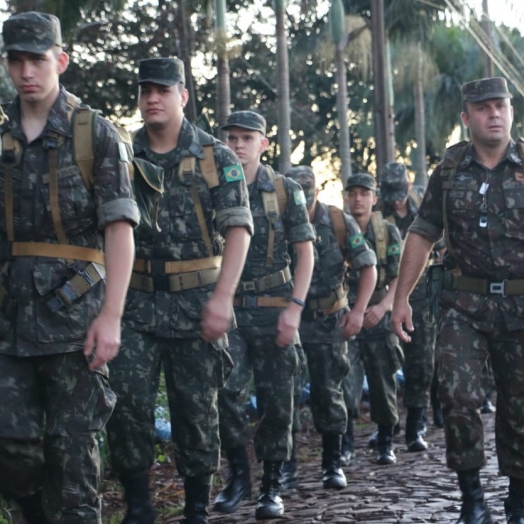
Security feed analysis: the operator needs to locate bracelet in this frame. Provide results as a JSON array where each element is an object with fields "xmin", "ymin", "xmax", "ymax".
[{"xmin": 289, "ymin": 297, "xmax": 305, "ymax": 308}]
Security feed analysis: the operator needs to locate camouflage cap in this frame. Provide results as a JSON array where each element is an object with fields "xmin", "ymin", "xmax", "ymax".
[
  {"xmin": 285, "ymin": 165, "xmax": 315, "ymax": 189},
  {"xmin": 2, "ymin": 12, "xmax": 62, "ymax": 54},
  {"xmin": 138, "ymin": 57, "xmax": 185, "ymax": 86},
  {"xmin": 461, "ymin": 77, "xmax": 513, "ymax": 104},
  {"xmin": 221, "ymin": 111, "xmax": 266, "ymax": 135},
  {"xmin": 380, "ymin": 162, "xmax": 409, "ymax": 203},
  {"xmin": 345, "ymin": 173, "xmax": 377, "ymax": 192}
]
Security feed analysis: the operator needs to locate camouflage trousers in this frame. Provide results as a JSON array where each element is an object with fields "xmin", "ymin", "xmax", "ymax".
[
  {"xmin": 402, "ymin": 298, "xmax": 436, "ymax": 408},
  {"xmin": 437, "ymin": 302, "xmax": 524, "ymax": 476},
  {"xmin": 218, "ymin": 327, "xmax": 300, "ymax": 461},
  {"xmin": 107, "ymin": 325, "xmax": 229, "ymax": 479},
  {"xmin": 0, "ymin": 351, "xmax": 115, "ymax": 524},
  {"xmin": 343, "ymin": 333, "xmax": 401, "ymax": 426}
]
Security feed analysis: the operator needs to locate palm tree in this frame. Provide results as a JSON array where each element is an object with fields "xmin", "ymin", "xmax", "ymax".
[{"xmin": 215, "ymin": 0, "xmax": 230, "ymax": 140}]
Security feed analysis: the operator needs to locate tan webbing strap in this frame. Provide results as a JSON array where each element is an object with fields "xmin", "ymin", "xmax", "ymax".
[
  {"xmin": 237, "ymin": 266, "xmax": 292, "ymax": 293},
  {"xmin": 233, "ymin": 296, "xmax": 289, "ymax": 308},
  {"xmin": 328, "ymin": 206, "xmax": 347, "ymax": 252},
  {"xmin": 200, "ymin": 145, "xmax": 219, "ymax": 189},
  {"xmin": 444, "ymin": 275, "xmax": 524, "ymax": 296},
  {"xmin": 10, "ymin": 242, "xmax": 105, "ymax": 265},
  {"xmin": 408, "ymin": 187, "xmax": 422, "ymax": 208},
  {"xmin": 262, "ymin": 167, "xmax": 285, "ymax": 267},
  {"xmin": 133, "ymin": 256, "xmax": 222, "ymax": 274},
  {"xmin": 385, "ymin": 214, "xmax": 396, "ymax": 225},
  {"xmin": 129, "ymin": 266, "xmax": 221, "ymax": 293},
  {"xmin": 307, "ymin": 285, "xmax": 347, "ymax": 310},
  {"xmin": 72, "ymin": 107, "xmax": 96, "ymax": 192},
  {"xmin": 371, "ymin": 211, "xmax": 388, "ymax": 289},
  {"xmin": 274, "ymin": 174, "xmax": 288, "ymax": 216},
  {"xmin": 48, "ymin": 145, "xmax": 68, "ymax": 245}
]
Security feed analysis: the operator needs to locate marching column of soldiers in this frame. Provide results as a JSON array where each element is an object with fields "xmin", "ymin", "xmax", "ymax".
[{"xmin": 0, "ymin": 10, "xmax": 522, "ymax": 524}]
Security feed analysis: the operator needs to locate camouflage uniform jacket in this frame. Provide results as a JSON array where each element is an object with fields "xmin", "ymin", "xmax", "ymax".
[
  {"xmin": 0, "ymin": 86, "xmax": 139, "ymax": 357},
  {"xmin": 234, "ymin": 163, "xmax": 315, "ymax": 328},
  {"xmin": 348, "ymin": 218, "xmax": 402, "ymax": 338},
  {"xmin": 410, "ymin": 139, "xmax": 524, "ymax": 331},
  {"xmin": 308, "ymin": 201, "xmax": 376, "ymax": 300},
  {"xmin": 126, "ymin": 119, "xmax": 253, "ymax": 339},
  {"xmin": 382, "ymin": 186, "xmax": 425, "ymax": 238}
]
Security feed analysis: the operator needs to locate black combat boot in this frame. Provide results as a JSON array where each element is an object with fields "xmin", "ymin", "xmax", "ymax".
[
  {"xmin": 255, "ymin": 461, "xmax": 284, "ymax": 520},
  {"xmin": 281, "ymin": 434, "xmax": 299, "ymax": 490},
  {"xmin": 213, "ymin": 446, "xmax": 251, "ymax": 513},
  {"xmin": 182, "ymin": 476, "xmax": 210, "ymax": 524},
  {"xmin": 376, "ymin": 425, "xmax": 396, "ymax": 465},
  {"xmin": 368, "ymin": 421, "xmax": 401, "ymax": 448},
  {"xmin": 321, "ymin": 434, "xmax": 347, "ymax": 490},
  {"xmin": 505, "ymin": 477, "xmax": 524, "ymax": 523},
  {"xmin": 341, "ymin": 417, "xmax": 355, "ymax": 466},
  {"xmin": 405, "ymin": 407, "xmax": 429, "ymax": 452},
  {"xmin": 119, "ymin": 471, "xmax": 155, "ymax": 524},
  {"xmin": 455, "ymin": 469, "xmax": 492, "ymax": 524},
  {"xmin": 15, "ymin": 490, "xmax": 48, "ymax": 524}
]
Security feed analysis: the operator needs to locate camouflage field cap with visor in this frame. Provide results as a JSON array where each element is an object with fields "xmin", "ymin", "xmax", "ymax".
[
  {"xmin": 461, "ymin": 77, "xmax": 513, "ymax": 104},
  {"xmin": 285, "ymin": 165, "xmax": 316, "ymax": 208},
  {"xmin": 2, "ymin": 11, "xmax": 62, "ymax": 54},
  {"xmin": 138, "ymin": 57, "xmax": 185, "ymax": 86},
  {"xmin": 221, "ymin": 111, "xmax": 266, "ymax": 135},
  {"xmin": 345, "ymin": 173, "xmax": 377, "ymax": 192},
  {"xmin": 380, "ymin": 162, "xmax": 409, "ymax": 203}
]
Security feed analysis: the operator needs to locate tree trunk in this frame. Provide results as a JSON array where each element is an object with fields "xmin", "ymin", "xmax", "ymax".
[
  {"xmin": 413, "ymin": 47, "xmax": 427, "ymax": 187},
  {"xmin": 275, "ymin": 1, "xmax": 292, "ymax": 174},
  {"xmin": 482, "ymin": 0, "xmax": 494, "ymax": 77},
  {"xmin": 215, "ymin": 0, "xmax": 230, "ymax": 141},
  {"xmin": 335, "ymin": 43, "xmax": 352, "ymax": 188}
]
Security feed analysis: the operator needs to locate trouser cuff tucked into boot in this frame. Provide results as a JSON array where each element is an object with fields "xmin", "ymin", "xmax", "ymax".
[
  {"xmin": 255, "ymin": 461, "xmax": 284, "ymax": 520},
  {"xmin": 119, "ymin": 471, "xmax": 155, "ymax": 524},
  {"xmin": 321, "ymin": 434, "xmax": 347, "ymax": 490},
  {"xmin": 455, "ymin": 469, "xmax": 492, "ymax": 524},
  {"xmin": 505, "ymin": 476, "xmax": 524, "ymax": 524}
]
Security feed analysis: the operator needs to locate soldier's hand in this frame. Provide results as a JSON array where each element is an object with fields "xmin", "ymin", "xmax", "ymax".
[
  {"xmin": 276, "ymin": 304, "xmax": 301, "ymax": 347},
  {"xmin": 84, "ymin": 310, "xmax": 122, "ymax": 371},
  {"xmin": 363, "ymin": 304, "xmax": 386, "ymax": 330},
  {"xmin": 339, "ymin": 310, "xmax": 364, "ymax": 338},
  {"xmin": 391, "ymin": 300, "xmax": 414, "ymax": 343},
  {"xmin": 202, "ymin": 294, "xmax": 233, "ymax": 342}
]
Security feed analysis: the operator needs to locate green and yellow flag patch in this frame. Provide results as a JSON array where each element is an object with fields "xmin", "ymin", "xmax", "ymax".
[
  {"xmin": 387, "ymin": 243, "xmax": 401, "ymax": 256},
  {"xmin": 223, "ymin": 164, "xmax": 245, "ymax": 182},
  {"xmin": 349, "ymin": 232, "xmax": 365, "ymax": 249}
]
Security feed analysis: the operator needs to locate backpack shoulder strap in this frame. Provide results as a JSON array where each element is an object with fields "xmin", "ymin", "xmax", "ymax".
[
  {"xmin": 328, "ymin": 205, "xmax": 347, "ymax": 252},
  {"xmin": 408, "ymin": 186, "xmax": 422, "ymax": 208},
  {"xmin": 196, "ymin": 127, "xmax": 219, "ymax": 189},
  {"xmin": 371, "ymin": 211, "xmax": 388, "ymax": 288}
]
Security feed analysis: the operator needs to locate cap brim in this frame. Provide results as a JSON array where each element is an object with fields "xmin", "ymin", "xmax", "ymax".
[
  {"xmin": 137, "ymin": 78, "xmax": 181, "ymax": 86},
  {"xmin": 345, "ymin": 184, "xmax": 376, "ymax": 191},
  {"xmin": 465, "ymin": 93, "xmax": 513, "ymax": 103},
  {"xmin": 4, "ymin": 42, "xmax": 52, "ymax": 54},
  {"xmin": 220, "ymin": 123, "xmax": 264, "ymax": 133},
  {"xmin": 383, "ymin": 189, "xmax": 408, "ymax": 203}
]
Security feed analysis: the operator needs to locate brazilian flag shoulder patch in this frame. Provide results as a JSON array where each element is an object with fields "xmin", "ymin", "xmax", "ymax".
[
  {"xmin": 387, "ymin": 243, "xmax": 401, "ymax": 256},
  {"xmin": 293, "ymin": 189, "xmax": 306, "ymax": 206},
  {"xmin": 349, "ymin": 232, "xmax": 365, "ymax": 249},
  {"xmin": 223, "ymin": 164, "xmax": 245, "ymax": 182}
]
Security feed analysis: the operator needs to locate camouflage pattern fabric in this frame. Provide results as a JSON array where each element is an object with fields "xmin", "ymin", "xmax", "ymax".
[
  {"xmin": 108, "ymin": 119, "xmax": 251, "ymax": 480},
  {"xmin": 0, "ymin": 87, "xmax": 139, "ymax": 357},
  {"xmin": 381, "ymin": 186, "xmax": 437, "ymax": 409},
  {"xmin": 2, "ymin": 11, "xmax": 62, "ymax": 53},
  {"xmin": 0, "ymin": 352, "xmax": 115, "ymax": 524},
  {"xmin": 344, "ymin": 219, "xmax": 403, "ymax": 426},
  {"xmin": 138, "ymin": 57, "xmax": 185, "ymax": 86},
  {"xmin": 461, "ymin": 76, "xmax": 512, "ymax": 103},
  {"xmin": 221, "ymin": 110, "xmax": 266, "ymax": 135},
  {"xmin": 217, "ymin": 163, "xmax": 314, "ymax": 458},
  {"xmin": 293, "ymin": 202, "xmax": 375, "ymax": 434},
  {"xmin": 0, "ymin": 84, "xmax": 137, "ymax": 523},
  {"xmin": 410, "ymin": 139, "xmax": 524, "ymax": 474},
  {"xmin": 107, "ymin": 326, "xmax": 229, "ymax": 478}
]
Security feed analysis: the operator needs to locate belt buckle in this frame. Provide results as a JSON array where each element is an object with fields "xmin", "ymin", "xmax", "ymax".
[
  {"xmin": 241, "ymin": 281, "xmax": 256, "ymax": 292},
  {"xmin": 489, "ymin": 280, "xmax": 506, "ymax": 297},
  {"xmin": 243, "ymin": 295, "xmax": 258, "ymax": 309}
]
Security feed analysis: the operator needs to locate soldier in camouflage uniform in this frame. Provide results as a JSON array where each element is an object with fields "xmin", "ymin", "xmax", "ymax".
[
  {"xmin": 379, "ymin": 162, "xmax": 437, "ymax": 451},
  {"xmin": 284, "ymin": 166, "xmax": 377, "ymax": 488},
  {"xmin": 343, "ymin": 173, "xmax": 403, "ymax": 465},
  {"xmin": 106, "ymin": 59, "xmax": 253, "ymax": 524},
  {"xmin": 213, "ymin": 111, "xmax": 314, "ymax": 520},
  {"xmin": 392, "ymin": 77, "xmax": 524, "ymax": 524},
  {"xmin": 0, "ymin": 12, "xmax": 139, "ymax": 524}
]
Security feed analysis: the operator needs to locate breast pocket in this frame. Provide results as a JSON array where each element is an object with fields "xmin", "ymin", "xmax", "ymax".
[
  {"xmin": 445, "ymin": 179, "xmax": 481, "ymax": 212},
  {"xmin": 501, "ymin": 181, "xmax": 524, "ymax": 234}
]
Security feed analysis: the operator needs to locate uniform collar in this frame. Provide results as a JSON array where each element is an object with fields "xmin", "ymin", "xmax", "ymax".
[{"xmin": 461, "ymin": 140, "xmax": 521, "ymax": 167}]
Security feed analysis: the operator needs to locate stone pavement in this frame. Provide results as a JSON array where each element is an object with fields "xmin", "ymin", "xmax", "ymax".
[{"xmin": 206, "ymin": 409, "xmax": 506, "ymax": 523}]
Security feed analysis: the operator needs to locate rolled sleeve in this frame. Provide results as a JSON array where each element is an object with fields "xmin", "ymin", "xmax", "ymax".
[
  {"xmin": 409, "ymin": 215, "xmax": 443, "ymax": 244},
  {"xmin": 97, "ymin": 198, "xmax": 140, "ymax": 230},
  {"xmin": 287, "ymin": 222, "xmax": 315, "ymax": 245},
  {"xmin": 351, "ymin": 250, "xmax": 377, "ymax": 271},
  {"xmin": 216, "ymin": 206, "xmax": 254, "ymax": 237}
]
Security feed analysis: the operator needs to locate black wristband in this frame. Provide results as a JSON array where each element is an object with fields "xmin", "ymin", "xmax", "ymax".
[{"xmin": 289, "ymin": 297, "xmax": 305, "ymax": 308}]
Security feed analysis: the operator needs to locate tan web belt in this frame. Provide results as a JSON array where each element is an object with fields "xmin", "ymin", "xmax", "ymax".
[
  {"xmin": 233, "ymin": 296, "xmax": 290, "ymax": 308},
  {"xmin": 237, "ymin": 266, "xmax": 292, "ymax": 293},
  {"xmin": 130, "ymin": 256, "xmax": 222, "ymax": 293},
  {"xmin": 444, "ymin": 275, "xmax": 524, "ymax": 297},
  {"xmin": 307, "ymin": 285, "xmax": 347, "ymax": 311}
]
